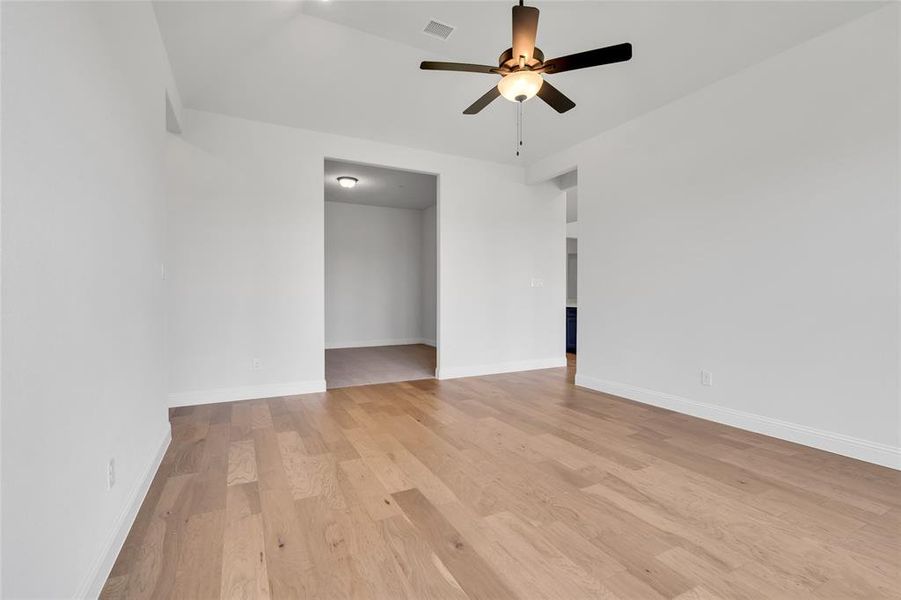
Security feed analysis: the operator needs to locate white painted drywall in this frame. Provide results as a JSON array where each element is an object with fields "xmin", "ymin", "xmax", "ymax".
[
  {"xmin": 567, "ymin": 253, "xmax": 578, "ymax": 304},
  {"xmin": 167, "ymin": 108, "xmax": 564, "ymax": 401},
  {"xmin": 1, "ymin": 2, "xmax": 174, "ymax": 596},
  {"xmin": 565, "ymin": 188, "xmax": 578, "ymax": 223},
  {"xmin": 0, "ymin": 4, "xmax": 4, "ymax": 592},
  {"xmin": 325, "ymin": 201, "xmax": 425, "ymax": 348},
  {"xmin": 529, "ymin": 7, "xmax": 900, "ymax": 467},
  {"xmin": 421, "ymin": 204, "xmax": 438, "ymax": 345}
]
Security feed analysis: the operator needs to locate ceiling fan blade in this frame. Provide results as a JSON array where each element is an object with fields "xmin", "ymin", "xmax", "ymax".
[
  {"xmin": 463, "ymin": 86, "xmax": 501, "ymax": 114},
  {"xmin": 420, "ymin": 61, "xmax": 498, "ymax": 74},
  {"xmin": 537, "ymin": 80, "xmax": 575, "ymax": 113},
  {"xmin": 512, "ymin": 5, "xmax": 539, "ymax": 63},
  {"xmin": 541, "ymin": 42, "xmax": 632, "ymax": 74}
]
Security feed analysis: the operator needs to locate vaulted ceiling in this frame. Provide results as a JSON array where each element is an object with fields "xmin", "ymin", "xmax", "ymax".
[{"xmin": 153, "ymin": 1, "xmax": 882, "ymax": 165}]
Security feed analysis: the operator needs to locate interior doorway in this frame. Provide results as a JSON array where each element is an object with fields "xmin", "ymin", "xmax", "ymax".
[
  {"xmin": 559, "ymin": 170, "xmax": 579, "ymax": 379},
  {"xmin": 323, "ymin": 159, "xmax": 438, "ymax": 389}
]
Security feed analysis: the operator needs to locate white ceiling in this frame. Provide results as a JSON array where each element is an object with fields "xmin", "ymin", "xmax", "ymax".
[
  {"xmin": 153, "ymin": 1, "xmax": 882, "ymax": 165},
  {"xmin": 325, "ymin": 159, "xmax": 437, "ymax": 209}
]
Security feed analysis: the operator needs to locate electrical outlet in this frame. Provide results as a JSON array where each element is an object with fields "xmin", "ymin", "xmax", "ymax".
[
  {"xmin": 251, "ymin": 358, "xmax": 262, "ymax": 370},
  {"xmin": 530, "ymin": 278, "xmax": 544, "ymax": 288},
  {"xmin": 107, "ymin": 458, "xmax": 116, "ymax": 490},
  {"xmin": 700, "ymin": 370, "xmax": 713, "ymax": 386}
]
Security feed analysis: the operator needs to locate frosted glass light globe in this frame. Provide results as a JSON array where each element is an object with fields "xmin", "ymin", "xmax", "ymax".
[{"xmin": 498, "ymin": 70, "xmax": 543, "ymax": 103}]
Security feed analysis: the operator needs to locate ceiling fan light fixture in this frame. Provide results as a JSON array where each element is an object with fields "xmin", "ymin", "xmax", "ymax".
[
  {"xmin": 498, "ymin": 70, "xmax": 543, "ymax": 103},
  {"xmin": 337, "ymin": 176, "xmax": 358, "ymax": 189}
]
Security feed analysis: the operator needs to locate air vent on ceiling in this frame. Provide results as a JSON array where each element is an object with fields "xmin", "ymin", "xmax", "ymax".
[{"xmin": 423, "ymin": 19, "xmax": 454, "ymax": 41}]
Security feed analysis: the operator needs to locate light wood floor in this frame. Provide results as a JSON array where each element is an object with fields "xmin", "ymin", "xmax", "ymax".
[
  {"xmin": 325, "ymin": 344, "xmax": 436, "ymax": 389},
  {"xmin": 103, "ymin": 361, "xmax": 900, "ymax": 599}
]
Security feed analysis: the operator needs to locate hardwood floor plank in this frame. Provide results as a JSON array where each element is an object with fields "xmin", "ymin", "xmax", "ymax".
[
  {"xmin": 603, "ymin": 570, "xmax": 668, "ymax": 600},
  {"xmin": 230, "ymin": 403, "xmax": 254, "ymax": 442},
  {"xmin": 342, "ymin": 427, "xmax": 414, "ymax": 493},
  {"xmin": 280, "ymin": 432, "xmax": 347, "ymax": 509},
  {"xmin": 673, "ymin": 585, "xmax": 724, "ymax": 600},
  {"xmin": 538, "ymin": 519, "xmax": 628, "ymax": 581},
  {"xmin": 258, "ymin": 487, "xmax": 316, "ymax": 598},
  {"xmin": 190, "ymin": 422, "xmax": 232, "ymax": 515},
  {"xmin": 250, "ymin": 402, "xmax": 273, "ymax": 430},
  {"xmin": 367, "ymin": 431, "xmax": 460, "ymax": 506},
  {"xmin": 378, "ymin": 514, "xmax": 469, "ymax": 600},
  {"xmin": 171, "ymin": 509, "xmax": 226, "ymax": 599},
  {"xmin": 339, "ymin": 458, "xmax": 402, "ymax": 521},
  {"xmin": 253, "ymin": 428, "xmax": 316, "ymax": 597},
  {"xmin": 227, "ymin": 439, "xmax": 258, "ymax": 486},
  {"xmin": 220, "ymin": 483, "xmax": 270, "ymax": 599},
  {"xmin": 481, "ymin": 510, "xmax": 612, "ymax": 599},
  {"xmin": 105, "ymin": 365, "xmax": 901, "ymax": 599},
  {"xmin": 392, "ymin": 488, "xmax": 519, "ymax": 600},
  {"xmin": 294, "ymin": 495, "xmax": 356, "ymax": 599},
  {"xmin": 342, "ymin": 504, "xmax": 413, "ymax": 600}
]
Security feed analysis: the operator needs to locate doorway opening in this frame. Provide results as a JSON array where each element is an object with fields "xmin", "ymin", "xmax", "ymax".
[
  {"xmin": 323, "ymin": 159, "xmax": 438, "ymax": 389},
  {"xmin": 556, "ymin": 170, "xmax": 579, "ymax": 379}
]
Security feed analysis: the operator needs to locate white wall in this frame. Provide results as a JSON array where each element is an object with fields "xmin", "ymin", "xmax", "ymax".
[
  {"xmin": 421, "ymin": 204, "xmax": 438, "ymax": 345},
  {"xmin": 325, "ymin": 201, "xmax": 425, "ymax": 348},
  {"xmin": 567, "ymin": 252, "xmax": 578, "ymax": 303},
  {"xmin": 167, "ymin": 108, "xmax": 564, "ymax": 404},
  {"xmin": 1, "ymin": 4, "xmax": 5, "ymax": 591},
  {"xmin": 529, "ymin": 7, "xmax": 900, "ymax": 468},
  {"xmin": 1, "ymin": 2, "xmax": 175, "ymax": 597}
]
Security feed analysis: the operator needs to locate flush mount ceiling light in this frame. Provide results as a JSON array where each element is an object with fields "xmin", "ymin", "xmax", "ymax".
[{"xmin": 337, "ymin": 176, "xmax": 358, "ymax": 189}]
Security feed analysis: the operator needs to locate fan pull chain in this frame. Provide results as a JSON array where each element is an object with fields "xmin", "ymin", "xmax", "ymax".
[
  {"xmin": 514, "ymin": 102, "xmax": 519, "ymax": 156},
  {"xmin": 516, "ymin": 101, "xmax": 523, "ymax": 157}
]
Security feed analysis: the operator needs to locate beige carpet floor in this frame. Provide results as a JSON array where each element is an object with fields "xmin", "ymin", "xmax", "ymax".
[{"xmin": 325, "ymin": 343, "xmax": 436, "ymax": 389}]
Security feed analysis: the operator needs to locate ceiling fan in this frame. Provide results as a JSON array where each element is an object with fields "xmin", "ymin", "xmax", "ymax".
[{"xmin": 420, "ymin": 0, "xmax": 632, "ymax": 115}]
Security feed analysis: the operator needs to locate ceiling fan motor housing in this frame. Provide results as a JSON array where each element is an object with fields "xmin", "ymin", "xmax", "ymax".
[{"xmin": 499, "ymin": 47, "xmax": 544, "ymax": 70}]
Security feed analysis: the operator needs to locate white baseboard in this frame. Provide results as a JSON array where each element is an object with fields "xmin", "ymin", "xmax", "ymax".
[
  {"xmin": 78, "ymin": 425, "xmax": 172, "ymax": 599},
  {"xmin": 575, "ymin": 374, "xmax": 901, "ymax": 470},
  {"xmin": 438, "ymin": 356, "xmax": 566, "ymax": 380},
  {"xmin": 326, "ymin": 338, "xmax": 433, "ymax": 350},
  {"xmin": 421, "ymin": 338, "xmax": 437, "ymax": 348},
  {"xmin": 168, "ymin": 379, "xmax": 327, "ymax": 408}
]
